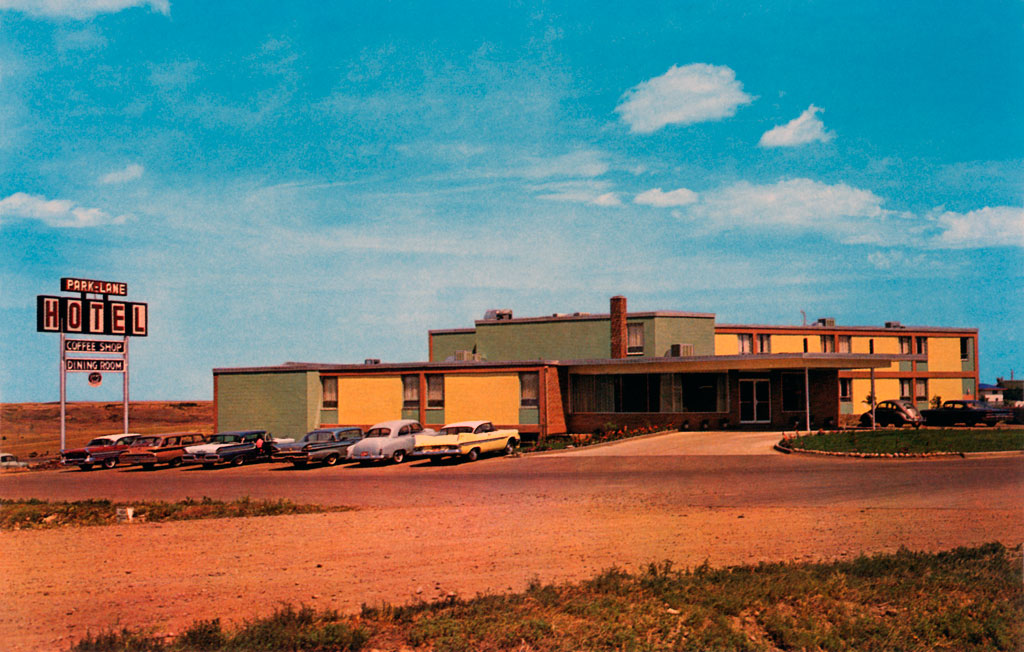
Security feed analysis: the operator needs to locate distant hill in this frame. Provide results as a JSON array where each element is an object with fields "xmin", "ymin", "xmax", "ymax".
[{"xmin": 0, "ymin": 401, "xmax": 214, "ymax": 459}]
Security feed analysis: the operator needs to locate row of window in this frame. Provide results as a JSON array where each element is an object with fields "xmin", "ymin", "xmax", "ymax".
[
  {"xmin": 838, "ymin": 378, "xmax": 930, "ymax": 402},
  {"xmin": 737, "ymin": 334, "xmax": 973, "ymax": 360},
  {"xmin": 320, "ymin": 373, "xmax": 541, "ymax": 410}
]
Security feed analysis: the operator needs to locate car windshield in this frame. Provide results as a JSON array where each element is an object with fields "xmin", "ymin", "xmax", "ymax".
[
  {"xmin": 440, "ymin": 427, "xmax": 473, "ymax": 435},
  {"xmin": 133, "ymin": 437, "xmax": 160, "ymax": 447},
  {"xmin": 86, "ymin": 438, "xmax": 113, "ymax": 447},
  {"xmin": 365, "ymin": 428, "xmax": 390, "ymax": 438},
  {"xmin": 212, "ymin": 434, "xmax": 240, "ymax": 443},
  {"xmin": 305, "ymin": 431, "xmax": 332, "ymax": 442}
]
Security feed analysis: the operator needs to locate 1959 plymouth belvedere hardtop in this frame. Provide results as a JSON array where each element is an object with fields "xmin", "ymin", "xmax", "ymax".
[
  {"xmin": 272, "ymin": 427, "xmax": 364, "ymax": 468},
  {"xmin": 61, "ymin": 433, "xmax": 140, "ymax": 471},
  {"xmin": 182, "ymin": 430, "xmax": 291, "ymax": 468},
  {"xmin": 347, "ymin": 419, "xmax": 435, "ymax": 464},
  {"xmin": 411, "ymin": 420, "xmax": 519, "ymax": 462},
  {"xmin": 119, "ymin": 432, "xmax": 207, "ymax": 469}
]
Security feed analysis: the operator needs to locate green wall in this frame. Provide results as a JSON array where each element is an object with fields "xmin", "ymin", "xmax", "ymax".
[
  {"xmin": 477, "ymin": 319, "xmax": 611, "ymax": 361},
  {"xmin": 651, "ymin": 316, "xmax": 715, "ymax": 356},
  {"xmin": 216, "ymin": 371, "xmax": 320, "ymax": 440},
  {"xmin": 430, "ymin": 331, "xmax": 477, "ymax": 362}
]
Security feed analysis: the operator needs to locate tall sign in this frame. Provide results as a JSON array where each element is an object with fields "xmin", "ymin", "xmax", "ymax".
[{"xmin": 36, "ymin": 278, "xmax": 148, "ymax": 450}]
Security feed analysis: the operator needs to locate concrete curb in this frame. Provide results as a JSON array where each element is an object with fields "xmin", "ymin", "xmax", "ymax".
[{"xmin": 775, "ymin": 441, "xmax": 1024, "ymax": 459}]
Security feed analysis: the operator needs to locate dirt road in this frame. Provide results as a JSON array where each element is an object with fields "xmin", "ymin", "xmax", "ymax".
[{"xmin": 2, "ymin": 431, "xmax": 1021, "ymax": 651}]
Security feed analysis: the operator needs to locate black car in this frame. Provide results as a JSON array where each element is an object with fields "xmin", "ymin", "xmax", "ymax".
[
  {"xmin": 920, "ymin": 400, "xmax": 1013, "ymax": 427},
  {"xmin": 860, "ymin": 400, "xmax": 923, "ymax": 427}
]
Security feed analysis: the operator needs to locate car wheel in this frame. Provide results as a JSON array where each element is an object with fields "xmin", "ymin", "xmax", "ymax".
[
  {"xmin": 392, "ymin": 449, "xmax": 406, "ymax": 464},
  {"xmin": 324, "ymin": 455, "xmax": 339, "ymax": 467},
  {"xmin": 142, "ymin": 463, "xmax": 156, "ymax": 471},
  {"xmin": 102, "ymin": 458, "xmax": 117, "ymax": 470},
  {"xmin": 79, "ymin": 464, "xmax": 93, "ymax": 471},
  {"xmin": 504, "ymin": 440, "xmax": 517, "ymax": 456},
  {"xmin": 168, "ymin": 457, "xmax": 183, "ymax": 468},
  {"xmin": 231, "ymin": 456, "xmax": 245, "ymax": 467},
  {"xmin": 465, "ymin": 448, "xmax": 479, "ymax": 462}
]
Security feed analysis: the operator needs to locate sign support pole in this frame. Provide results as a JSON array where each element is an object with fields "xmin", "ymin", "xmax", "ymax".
[
  {"xmin": 60, "ymin": 332, "xmax": 66, "ymax": 451},
  {"xmin": 123, "ymin": 336, "xmax": 129, "ymax": 434}
]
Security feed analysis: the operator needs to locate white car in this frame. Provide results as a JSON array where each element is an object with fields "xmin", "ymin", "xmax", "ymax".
[
  {"xmin": 411, "ymin": 420, "xmax": 519, "ymax": 462},
  {"xmin": 0, "ymin": 453, "xmax": 28, "ymax": 468},
  {"xmin": 347, "ymin": 419, "xmax": 435, "ymax": 464}
]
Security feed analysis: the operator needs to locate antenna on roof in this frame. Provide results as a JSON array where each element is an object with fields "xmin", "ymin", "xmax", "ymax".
[{"xmin": 800, "ymin": 310, "xmax": 806, "ymax": 326}]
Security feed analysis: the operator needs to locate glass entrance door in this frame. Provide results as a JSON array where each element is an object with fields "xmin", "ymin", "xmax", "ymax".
[{"xmin": 739, "ymin": 379, "xmax": 770, "ymax": 423}]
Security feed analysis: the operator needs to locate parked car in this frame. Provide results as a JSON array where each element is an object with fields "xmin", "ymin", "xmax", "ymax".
[
  {"xmin": 0, "ymin": 453, "xmax": 28, "ymax": 468},
  {"xmin": 185, "ymin": 430, "xmax": 293, "ymax": 468},
  {"xmin": 119, "ymin": 432, "xmax": 207, "ymax": 469},
  {"xmin": 411, "ymin": 420, "xmax": 519, "ymax": 462},
  {"xmin": 920, "ymin": 400, "xmax": 1014, "ymax": 427},
  {"xmin": 859, "ymin": 400, "xmax": 923, "ymax": 428},
  {"xmin": 272, "ymin": 427, "xmax": 363, "ymax": 468},
  {"xmin": 60, "ymin": 434, "xmax": 140, "ymax": 471},
  {"xmin": 347, "ymin": 419, "xmax": 435, "ymax": 464}
]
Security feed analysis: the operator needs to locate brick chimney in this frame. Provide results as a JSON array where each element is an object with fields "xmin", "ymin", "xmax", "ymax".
[{"xmin": 610, "ymin": 295, "xmax": 627, "ymax": 359}]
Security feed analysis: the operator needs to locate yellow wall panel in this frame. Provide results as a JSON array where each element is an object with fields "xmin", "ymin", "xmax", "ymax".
[
  {"xmin": 928, "ymin": 337, "xmax": 961, "ymax": 372},
  {"xmin": 851, "ymin": 335, "xmax": 900, "ymax": 370},
  {"xmin": 444, "ymin": 374, "xmax": 521, "ymax": 425},
  {"xmin": 337, "ymin": 376, "xmax": 403, "ymax": 425},
  {"xmin": 852, "ymin": 378, "xmax": 901, "ymax": 407},
  {"xmin": 772, "ymin": 334, "xmax": 813, "ymax": 353},
  {"xmin": 715, "ymin": 334, "xmax": 738, "ymax": 355},
  {"xmin": 930, "ymin": 378, "xmax": 966, "ymax": 403}
]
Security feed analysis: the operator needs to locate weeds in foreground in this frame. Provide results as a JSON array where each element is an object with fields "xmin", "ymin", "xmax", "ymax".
[
  {"xmin": 72, "ymin": 542, "xmax": 1022, "ymax": 651},
  {"xmin": 0, "ymin": 497, "xmax": 352, "ymax": 530}
]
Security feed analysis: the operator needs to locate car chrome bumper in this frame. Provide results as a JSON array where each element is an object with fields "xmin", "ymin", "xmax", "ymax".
[{"xmin": 410, "ymin": 447, "xmax": 460, "ymax": 457}]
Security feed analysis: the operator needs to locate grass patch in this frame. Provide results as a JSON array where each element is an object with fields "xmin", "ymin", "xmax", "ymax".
[
  {"xmin": 73, "ymin": 543, "xmax": 1022, "ymax": 651},
  {"xmin": 0, "ymin": 496, "xmax": 352, "ymax": 530},
  {"xmin": 782, "ymin": 428, "xmax": 1024, "ymax": 454}
]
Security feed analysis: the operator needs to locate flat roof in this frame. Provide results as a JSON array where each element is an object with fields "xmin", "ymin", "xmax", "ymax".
[
  {"xmin": 215, "ymin": 352, "xmax": 916, "ymax": 376},
  {"xmin": 474, "ymin": 310, "xmax": 715, "ymax": 325},
  {"xmin": 716, "ymin": 323, "xmax": 977, "ymax": 334}
]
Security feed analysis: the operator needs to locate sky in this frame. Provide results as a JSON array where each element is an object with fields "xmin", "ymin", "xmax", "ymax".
[{"xmin": 1, "ymin": 0, "xmax": 1021, "ymax": 402}]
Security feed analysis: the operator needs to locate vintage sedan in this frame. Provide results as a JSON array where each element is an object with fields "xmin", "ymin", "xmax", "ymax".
[
  {"xmin": 0, "ymin": 453, "xmax": 28, "ymax": 469},
  {"xmin": 347, "ymin": 419, "xmax": 435, "ymax": 464},
  {"xmin": 921, "ymin": 400, "xmax": 1013, "ymax": 427},
  {"xmin": 411, "ymin": 420, "xmax": 520, "ymax": 462},
  {"xmin": 119, "ymin": 432, "xmax": 207, "ymax": 469},
  {"xmin": 183, "ymin": 431, "xmax": 261, "ymax": 467},
  {"xmin": 188, "ymin": 430, "xmax": 292, "ymax": 468},
  {"xmin": 272, "ymin": 427, "xmax": 363, "ymax": 468},
  {"xmin": 60, "ymin": 433, "xmax": 140, "ymax": 471},
  {"xmin": 859, "ymin": 400, "xmax": 923, "ymax": 428}
]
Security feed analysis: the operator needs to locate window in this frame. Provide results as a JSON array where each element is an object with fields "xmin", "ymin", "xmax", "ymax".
[
  {"xmin": 738, "ymin": 334, "xmax": 753, "ymax": 354},
  {"xmin": 321, "ymin": 377, "xmax": 338, "ymax": 409},
  {"xmin": 899, "ymin": 336, "xmax": 912, "ymax": 355},
  {"xmin": 781, "ymin": 373, "xmax": 807, "ymax": 412},
  {"xmin": 838, "ymin": 336, "xmax": 851, "ymax": 353},
  {"xmin": 402, "ymin": 375, "xmax": 419, "ymax": 410},
  {"xmin": 839, "ymin": 378, "xmax": 852, "ymax": 401},
  {"xmin": 659, "ymin": 373, "xmax": 727, "ymax": 413},
  {"xmin": 820, "ymin": 335, "xmax": 835, "ymax": 353},
  {"xmin": 519, "ymin": 372, "xmax": 539, "ymax": 407},
  {"xmin": 756, "ymin": 334, "xmax": 771, "ymax": 353},
  {"xmin": 426, "ymin": 374, "xmax": 444, "ymax": 408},
  {"xmin": 627, "ymin": 323, "xmax": 645, "ymax": 355},
  {"xmin": 572, "ymin": 373, "xmax": 726, "ymax": 413},
  {"xmin": 571, "ymin": 375, "xmax": 614, "ymax": 412},
  {"xmin": 960, "ymin": 337, "xmax": 972, "ymax": 361},
  {"xmin": 915, "ymin": 379, "xmax": 928, "ymax": 401},
  {"xmin": 900, "ymin": 379, "xmax": 912, "ymax": 400},
  {"xmin": 915, "ymin": 337, "xmax": 928, "ymax": 356}
]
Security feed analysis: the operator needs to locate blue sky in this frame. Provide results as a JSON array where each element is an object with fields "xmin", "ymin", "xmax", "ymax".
[{"xmin": 1, "ymin": 0, "xmax": 1021, "ymax": 402}]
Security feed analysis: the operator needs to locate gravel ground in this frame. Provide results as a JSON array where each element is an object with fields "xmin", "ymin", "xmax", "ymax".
[{"xmin": 2, "ymin": 430, "xmax": 1021, "ymax": 651}]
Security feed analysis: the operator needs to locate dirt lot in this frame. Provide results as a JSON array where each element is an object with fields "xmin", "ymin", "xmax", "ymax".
[{"xmin": 2, "ymin": 428, "xmax": 1022, "ymax": 652}]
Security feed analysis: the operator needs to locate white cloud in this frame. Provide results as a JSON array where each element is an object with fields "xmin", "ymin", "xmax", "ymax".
[
  {"xmin": 532, "ymin": 180, "xmax": 621, "ymax": 206},
  {"xmin": 99, "ymin": 163, "xmax": 144, "ymax": 184},
  {"xmin": 0, "ymin": 0, "xmax": 169, "ymax": 19},
  {"xmin": 691, "ymin": 178, "xmax": 883, "ymax": 227},
  {"xmin": 518, "ymin": 150, "xmax": 609, "ymax": 179},
  {"xmin": 759, "ymin": 104, "xmax": 834, "ymax": 147},
  {"xmin": 634, "ymin": 187, "xmax": 699, "ymax": 207},
  {"xmin": 0, "ymin": 192, "xmax": 129, "ymax": 227},
  {"xmin": 933, "ymin": 206, "xmax": 1024, "ymax": 248},
  {"xmin": 615, "ymin": 64, "xmax": 754, "ymax": 133}
]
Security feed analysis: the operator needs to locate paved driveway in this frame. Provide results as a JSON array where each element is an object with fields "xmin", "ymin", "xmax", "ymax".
[{"xmin": 542, "ymin": 429, "xmax": 784, "ymax": 456}]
